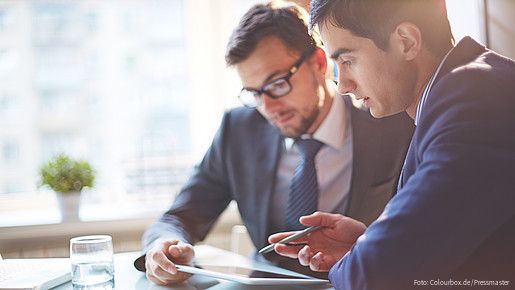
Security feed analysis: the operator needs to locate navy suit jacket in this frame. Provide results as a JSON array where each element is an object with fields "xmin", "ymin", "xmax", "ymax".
[
  {"xmin": 329, "ymin": 37, "xmax": 515, "ymax": 289},
  {"xmin": 135, "ymin": 95, "xmax": 414, "ymax": 276}
]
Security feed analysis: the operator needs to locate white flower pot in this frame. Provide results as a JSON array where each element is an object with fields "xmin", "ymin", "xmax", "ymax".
[{"xmin": 56, "ymin": 191, "xmax": 81, "ymax": 222}]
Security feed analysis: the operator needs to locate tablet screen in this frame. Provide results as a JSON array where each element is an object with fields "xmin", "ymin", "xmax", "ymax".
[{"xmin": 195, "ymin": 265, "xmax": 311, "ymax": 279}]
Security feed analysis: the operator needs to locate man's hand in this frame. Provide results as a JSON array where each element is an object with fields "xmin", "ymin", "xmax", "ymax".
[
  {"xmin": 145, "ymin": 239, "xmax": 195, "ymax": 285},
  {"xmin": 269, "ymin": 212, "xmax": 366, "ymax": 272}
]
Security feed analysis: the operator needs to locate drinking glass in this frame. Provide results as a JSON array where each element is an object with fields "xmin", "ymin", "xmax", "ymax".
[{"xmin": 70, "ymin": 235, "xmax": 114, "ymax": 288}]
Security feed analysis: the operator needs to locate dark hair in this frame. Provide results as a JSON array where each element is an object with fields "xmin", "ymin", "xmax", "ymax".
[
  {"xmin": 310, "ymin": 0, "xmax": 454, "ymax": 57},
  {"xmin": 225, "ymin": 1, "xmax": 321, "ymax": 66}
]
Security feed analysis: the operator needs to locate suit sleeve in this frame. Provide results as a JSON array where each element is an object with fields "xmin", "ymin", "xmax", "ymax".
[
  {"xmin": 329, "ymin": 71, "xmax": 515, "ymax": 289},
  {"xmin": 134, "ymin": 111, "xmax": 234, "ymax": 271}
]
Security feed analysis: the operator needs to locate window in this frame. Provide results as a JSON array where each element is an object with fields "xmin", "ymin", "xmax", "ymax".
[
  {"xmin": 446, "ymin": 0, "xmax": 485, "ymax": 42},
  {"xmin": 0, "ymin": 93, "xmax": 17, "ymax": 117},
  {"xmin": 0, "ymin": 7, "xmax": 14, "ymax": 32},
  {"xmin": 2, "ymin": 142, "xmax": 20, "ymax": 162},
  {"xmin": 0, "ymin": 0, "xmax": 486, "ymax": 226},
  {"xmin": 0, "ymin": 0, "xmax": 257, "ymax": 225}
]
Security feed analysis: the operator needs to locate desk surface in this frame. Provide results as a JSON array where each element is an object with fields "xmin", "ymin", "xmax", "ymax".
[{"xmin": 51, "ymin": 245, "xmax": 335, "ymax": 290}]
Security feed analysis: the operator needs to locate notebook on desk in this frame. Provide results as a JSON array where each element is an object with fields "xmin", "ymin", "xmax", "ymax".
[{"xmin": 0, "ymin": 258, "xmax": 71, "ymax": 290}]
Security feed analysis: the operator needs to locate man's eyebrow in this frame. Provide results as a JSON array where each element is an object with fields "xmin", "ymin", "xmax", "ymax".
[
  {"xmin": 263, "ymin": 70, "xmax": 284, "ymax": 84},
  {"xmin": 245, "ymin": 70, "xmax": 284, "ymax": 90},
  {"xmin": 330, "ymin": 48, "xmax": 354, "ymax": 60}
]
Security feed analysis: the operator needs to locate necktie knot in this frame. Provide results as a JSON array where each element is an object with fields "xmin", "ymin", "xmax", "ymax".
[{"xmin": 295, "ymin": 139, "xmax": 324, "ymax": 160}]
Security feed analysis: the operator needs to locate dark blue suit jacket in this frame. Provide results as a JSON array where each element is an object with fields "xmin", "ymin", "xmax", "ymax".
[
  {"xmin": 134, "ymin": 95, "xmax": 414, "ymax": 277},
  {"xmin": 329, "ymin": 37, "xmax": 515, "ymax": 289}
]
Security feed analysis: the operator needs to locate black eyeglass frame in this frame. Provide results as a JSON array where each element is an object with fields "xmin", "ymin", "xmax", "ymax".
[{"xmin": 238, "ymin": 48, "xmax": 316, "ymax": 108}]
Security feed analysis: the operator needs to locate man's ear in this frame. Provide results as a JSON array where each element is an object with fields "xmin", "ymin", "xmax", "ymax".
[
  {"xmin": 391, "ymin": 22, "xmax": 422, "ymax": 61},
  {"xmin": 309, "ymin": 47, "xmax": 328, "ymax": 75}
]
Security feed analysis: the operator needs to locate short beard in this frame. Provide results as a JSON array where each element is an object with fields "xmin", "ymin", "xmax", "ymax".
[{"xmin": 279, "ymin": 106, "xmax": 320, "ymax": 138}]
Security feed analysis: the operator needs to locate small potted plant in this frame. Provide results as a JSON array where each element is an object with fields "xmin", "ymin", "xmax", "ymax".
[{"xmin": 40, "ymin": 154, "xmax": 95, "ymax": 221}]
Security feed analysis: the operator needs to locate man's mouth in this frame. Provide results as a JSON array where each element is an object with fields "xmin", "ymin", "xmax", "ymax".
[
  {"xmin": 274, "ymin": 112, "xmax": 295, "ymax": 125},
  {"xmin": 353, "ymin": 95, "xmax": 370, "ymax": 107}
]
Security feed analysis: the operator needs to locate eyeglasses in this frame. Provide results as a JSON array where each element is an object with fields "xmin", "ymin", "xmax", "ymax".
[{"xmin": 238, "ymin": 48, "xmax": 314, "ymax": 108}]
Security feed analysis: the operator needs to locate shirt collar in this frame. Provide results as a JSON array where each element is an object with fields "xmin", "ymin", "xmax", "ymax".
[
  {"xmin": 414, "ymin": 48, "xmax": 453, "ymax": 126},
  {"xmin": 284, "ymin": 93, "xmax": 347, "ymax": 150}
]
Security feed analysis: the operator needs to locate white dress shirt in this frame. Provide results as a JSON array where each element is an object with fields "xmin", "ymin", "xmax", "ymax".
[
  {"xmin": 415, "ymin": 49, "xmax": 453, "ymax": 126},
  {"xmin": 269, "ymin": 94, "xmax": 353, "ymax": 232}
]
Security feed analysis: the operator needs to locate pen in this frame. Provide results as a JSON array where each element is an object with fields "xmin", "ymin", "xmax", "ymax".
[{"xmin": 258, "ymin": 225, "xmax": 322, "ymax": 254}]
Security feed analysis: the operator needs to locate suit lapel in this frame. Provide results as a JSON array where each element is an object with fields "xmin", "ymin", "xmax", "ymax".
[
  {"xmin": 253, "ymin": 120, "xmax": 282, "ymax": 246},
  {"xmin": 434, "ymin": 37, "xmax": 486, "ymax": 85},
  {"xmin": 398, "ymin": 138, "xmax": 416, "ymax": 190},
  {"xmin": 344, "ymin": 97, "xmax": 382, "ymax": 218},
  {"xmin": 398, "ymin": 38, "xmax": 486, "ymax": 188}
]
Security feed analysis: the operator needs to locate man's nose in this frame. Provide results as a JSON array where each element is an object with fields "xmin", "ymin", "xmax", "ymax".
[
  {"xmin": 336, "ymin": 74, "xmax": 357, "ymax": 95},
  {"xmin": 260, "ymin": 94, "xmax": 282, "ymax": 112}
]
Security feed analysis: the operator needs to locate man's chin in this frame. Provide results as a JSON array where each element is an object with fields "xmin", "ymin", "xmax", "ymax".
[
  {"xmin": 272, "ymin": 117, "xmax": 312, "ymax": 138},
  {"xmin": 369, "ymin": 106, "xmax": 390, "ymax": 119},
  {"xmin": 369, "ymin": 108, "xmax": 383, "ymax": 118},
  {"xmin": 370, "ymin": 106, "xmax": 405, "ymax": 119},
  {"xmin": 277, "ymin": 126, "xmax": 303, "ymax": 139}
]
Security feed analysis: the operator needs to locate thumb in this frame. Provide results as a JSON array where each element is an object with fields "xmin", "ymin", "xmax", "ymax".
[
  {"xmin": 168, "ymin": 243, "xmax": 194, "ymax": 261},
  {"xmin": 300, "ymin": 211, "xmax": 343, "ymax": 227},
  {"xmin": 159, "ymin": 239, "xmax": 179, "ymax": 252}
]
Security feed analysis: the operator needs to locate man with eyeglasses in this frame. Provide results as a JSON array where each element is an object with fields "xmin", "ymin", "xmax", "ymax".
[{"xmin": 134, "ymin": 1, "xmax": 413, "ymax": 285}]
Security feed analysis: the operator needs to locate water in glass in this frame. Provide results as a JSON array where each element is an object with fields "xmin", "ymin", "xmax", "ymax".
[{"xmin": 70, "ymin": 235, "xmax": 114, "ymax": 288}]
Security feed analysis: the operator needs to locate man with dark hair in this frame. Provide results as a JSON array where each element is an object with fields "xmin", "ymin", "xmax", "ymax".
[
  {"xmin": 134, "ymin": 1, "xmax": 413, "ymax": 285},
  {"xmin": 270, "ymin": 0, "xmax": 515, "ymax": 289}
]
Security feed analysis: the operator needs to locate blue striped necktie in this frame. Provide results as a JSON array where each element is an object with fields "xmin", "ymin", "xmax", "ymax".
[{"xmin": 286, "ymin": 138, "xmax": 324, "ymax": 230}]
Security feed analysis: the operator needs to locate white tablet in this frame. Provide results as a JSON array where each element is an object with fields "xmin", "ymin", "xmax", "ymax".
[{"xmin": 175, "ymin": 264, "xmax": 329, "ymax": 285}]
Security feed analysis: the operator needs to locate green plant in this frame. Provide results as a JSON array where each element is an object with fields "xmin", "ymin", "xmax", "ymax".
[{"xmin": 40, "ymin": 154, "xmax": 95, "ymax": 193}]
